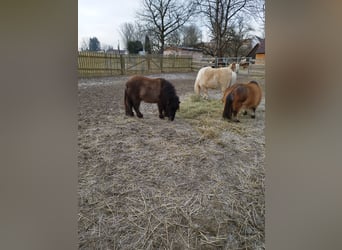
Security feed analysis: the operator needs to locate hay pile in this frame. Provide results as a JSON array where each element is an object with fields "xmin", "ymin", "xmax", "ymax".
[{"xmin": 78, "ymin": 73, "xmax": 265, "ymax": 249}]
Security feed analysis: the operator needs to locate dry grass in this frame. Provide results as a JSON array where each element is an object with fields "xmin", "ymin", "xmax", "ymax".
[
  {"xmin": 178, "ymin": 95, "xmax": 226, "ymax": 140},
  {"xmin": 78, "ymin": 70, "xmax": 265, "ymax": 249},
  {"xmin": 178, "ymin": 94, "xmax": 250, "ymax": 142},
  {"xmin": 79, "ymin": 157, "xmax": 265, "ymax": 249}
]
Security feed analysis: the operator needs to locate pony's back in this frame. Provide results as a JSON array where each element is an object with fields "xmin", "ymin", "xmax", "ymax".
[
  {"xmin": 222, "ymin": 80, "xmax": 262, "ymax": 122},
  {"xmin": 194, "ymin": 66, "xmax": 233, "ymax": 97},
  {"xmin": 126, "ymin": 76, "xmax": 162, "ymax": 103},
  {"xmin": 245, "ymin": 81, "xmax": 262, "ymax": 107}
]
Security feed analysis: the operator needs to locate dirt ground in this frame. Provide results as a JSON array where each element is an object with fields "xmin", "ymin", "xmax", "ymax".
[{"xmin": 78, "ymin": 66, "xmax": 265, "ymax": 249}]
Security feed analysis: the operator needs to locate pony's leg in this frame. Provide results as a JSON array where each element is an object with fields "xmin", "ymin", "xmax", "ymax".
[
  {"xmin": 251, "ymin": 107, "xmax": 256, "ymax": 119},
  {"xmin": 232, "ymin": 103, "xmax": 242, "ymax": 122},
  {"xmin": 132, "ymin": 101, "xmax": 143, "ymax": 118},
  {"xmin": 203, "ymin": 88, "xmax": 209, "ymax": 99},
  {"xmin": 125, "ymin": 102, "xmax": 134, "ymax": 116},
  {"xmin": 232, "ymin": 110, "xmax": 240, "ymax": 122},
  {"xmin": 157, "ymin": 102, "xmax": 165, "ymax": 119},
  {"xmin": 125, "ymin": 93, "xmax": 134, "ymax": 116}
]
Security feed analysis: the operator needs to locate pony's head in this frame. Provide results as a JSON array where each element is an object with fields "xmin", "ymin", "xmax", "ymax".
[
  {"xmin": 167, "ymin": 95, "xmax": 180, "ymax": 121},
  {"xmin": 160, "ymin": 79, "xmax": 180, "ymax": 121},
  {"xmin": 229, "ymin": 62, "xmax": 236, "ymax": 72}
]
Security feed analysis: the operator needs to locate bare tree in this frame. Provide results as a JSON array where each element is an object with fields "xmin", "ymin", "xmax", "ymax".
[
  {"xmin": 167, "ymin": 30, "xmax": 181, "ymax": 47},
  {"xmin": 196, "ymin": 41, "xmax": 216, "ymax": 56},
  {"xmin": 79, "ymin": 37, "xmax": 89, "ymax": 51},
  {"xmin": 250, "ymin": 0, "xmax": 265, "ymax": 38},
  {"xmin": 227, "ymin": 16, "xmax": 254, "ymax": 57},
  {"xmin": 139, "ymin": 28, "xmax": 161, "ymax": 53},
  {"xmin": 199, "ymin": 0, "xmax": 253, "ymax": 57},
  {"xmin": 119, "ymin": 22, "xmax": 146, "ymax": 50},
  {"xmin": 102, "ymin": 43, "xmax": 114, "ymax": 52},
  {"xmin": 119, "ymin": 22, "xmax": 137, "ymax": 49},
  {"xmin": 182, "ymin": 24, "xmax": 202, "ymax": 47},
  {"xmin": 137, "ymin": 0, "xmax": 199, "ymax": 54}
]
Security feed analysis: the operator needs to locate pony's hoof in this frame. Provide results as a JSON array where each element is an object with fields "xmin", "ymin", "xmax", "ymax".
[
  {"xmin": 137, "ymin": 114, "xmax": 143, "ymax": 118},
  {"xmin": 126, "ymin": 112, "xmax": 134, "ymax": 117},
  {"xmin": 243, "ymin": 111, "xmax": 248, "ymax": 116},
  {"xmin": 159, "ymin": 115, "xmax": 165, "ymax": 119},
  {"xmin": 251, "ymin": 115, "xmax": 256, "ymax": 119},
  {"xmin": 234, "ymin": 119, "xmax": 240, "ymax": 122}
]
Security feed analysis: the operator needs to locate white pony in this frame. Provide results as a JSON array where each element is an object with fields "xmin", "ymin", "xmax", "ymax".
[
  {"xmin": 194, "ymin": 63, "xmax": 237, "ymax": 99},
  {"xmin": 234, "ymin": 62, "xmax": 240, "ymax": 73},
  {"xmin": 230, "ymin": 62, "xmax": 238, "ymax": 85}
]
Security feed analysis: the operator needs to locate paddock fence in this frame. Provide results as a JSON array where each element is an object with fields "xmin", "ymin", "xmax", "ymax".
[
  {"xmin": 78, "ymin": 52, "xmax": 193, "ymax": 77},
  {"xmin": 78, "ymin": 52, "xmax": 261, "ymax": 77},
  {"xmin": 192, "ymin": 57, "xmax": 254, "ymax": 70}
]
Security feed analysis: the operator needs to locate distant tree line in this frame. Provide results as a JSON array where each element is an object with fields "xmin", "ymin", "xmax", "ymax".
[{"xmin": 79, "ymin": 37, "xmax": 114, "ymax": 52}]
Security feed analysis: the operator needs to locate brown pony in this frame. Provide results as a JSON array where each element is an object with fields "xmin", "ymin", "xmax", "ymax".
[
  {"xmin": 222, "ymin": 80, "xmax": 262, "ymax": 122},
  {"xmin": 124, "ymin": 76, "xmax": 180, "ymax": 121}
]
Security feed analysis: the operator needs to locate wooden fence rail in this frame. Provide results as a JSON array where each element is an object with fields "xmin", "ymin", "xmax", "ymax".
[
  {"xmin": 78, "ymin": 52, "xmax": 193, "ymax": 77},
  {"xmin": 78, "ymin": 52, "xmax": 257, "ymax": 77}
]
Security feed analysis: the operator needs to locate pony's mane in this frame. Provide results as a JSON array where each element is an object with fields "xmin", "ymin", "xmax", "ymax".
[
  {"xmin": 160, "ymin": 78, "xmax": 177, "ymax": 97},
  {"xmin": 249, "ymin": 80, "xmax": 259, "ymax": 85}
]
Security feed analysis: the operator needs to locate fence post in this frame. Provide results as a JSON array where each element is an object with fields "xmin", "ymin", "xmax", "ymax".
[
  {"xmin": 120, "ymin": 54, "xmax": 125, "ymax": 75},
  {"xmin": 109, "ymin": 53, "xmax": 113, "ymax": 76}
]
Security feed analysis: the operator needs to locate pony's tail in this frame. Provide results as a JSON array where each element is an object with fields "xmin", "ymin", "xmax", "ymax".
[
  {"xmin": 124, "ymin": 87, "xmax": 130, "ymax": 115},
  {"xmin": 222, "ymin": 92, "xmax": 234, "ymax": 119}
]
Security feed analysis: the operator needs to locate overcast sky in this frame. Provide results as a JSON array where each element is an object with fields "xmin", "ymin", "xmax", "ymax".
[
  {"xmin": 78, "ymin": 0, "xmax": 141, "ymax": 50},
  {"xmin": 78, "ymin": 0, "xmax": 263, "ymax": 50}
]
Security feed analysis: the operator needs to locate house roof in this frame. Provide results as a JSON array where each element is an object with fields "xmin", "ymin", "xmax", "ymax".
[
  {"xmin": 164, "ymin": 46, "xmax": 203, "ymax": 52},
  {"xmin": 246, "ymin": 43, "xmax": 259, "ymax": 58},
  {"xmin": 245, "ymin": 38, "xmax": 265, "ymax": 58},
  {"xmin": 256, "ymin": 39, "xmax": 265, "ymax": 54}
]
